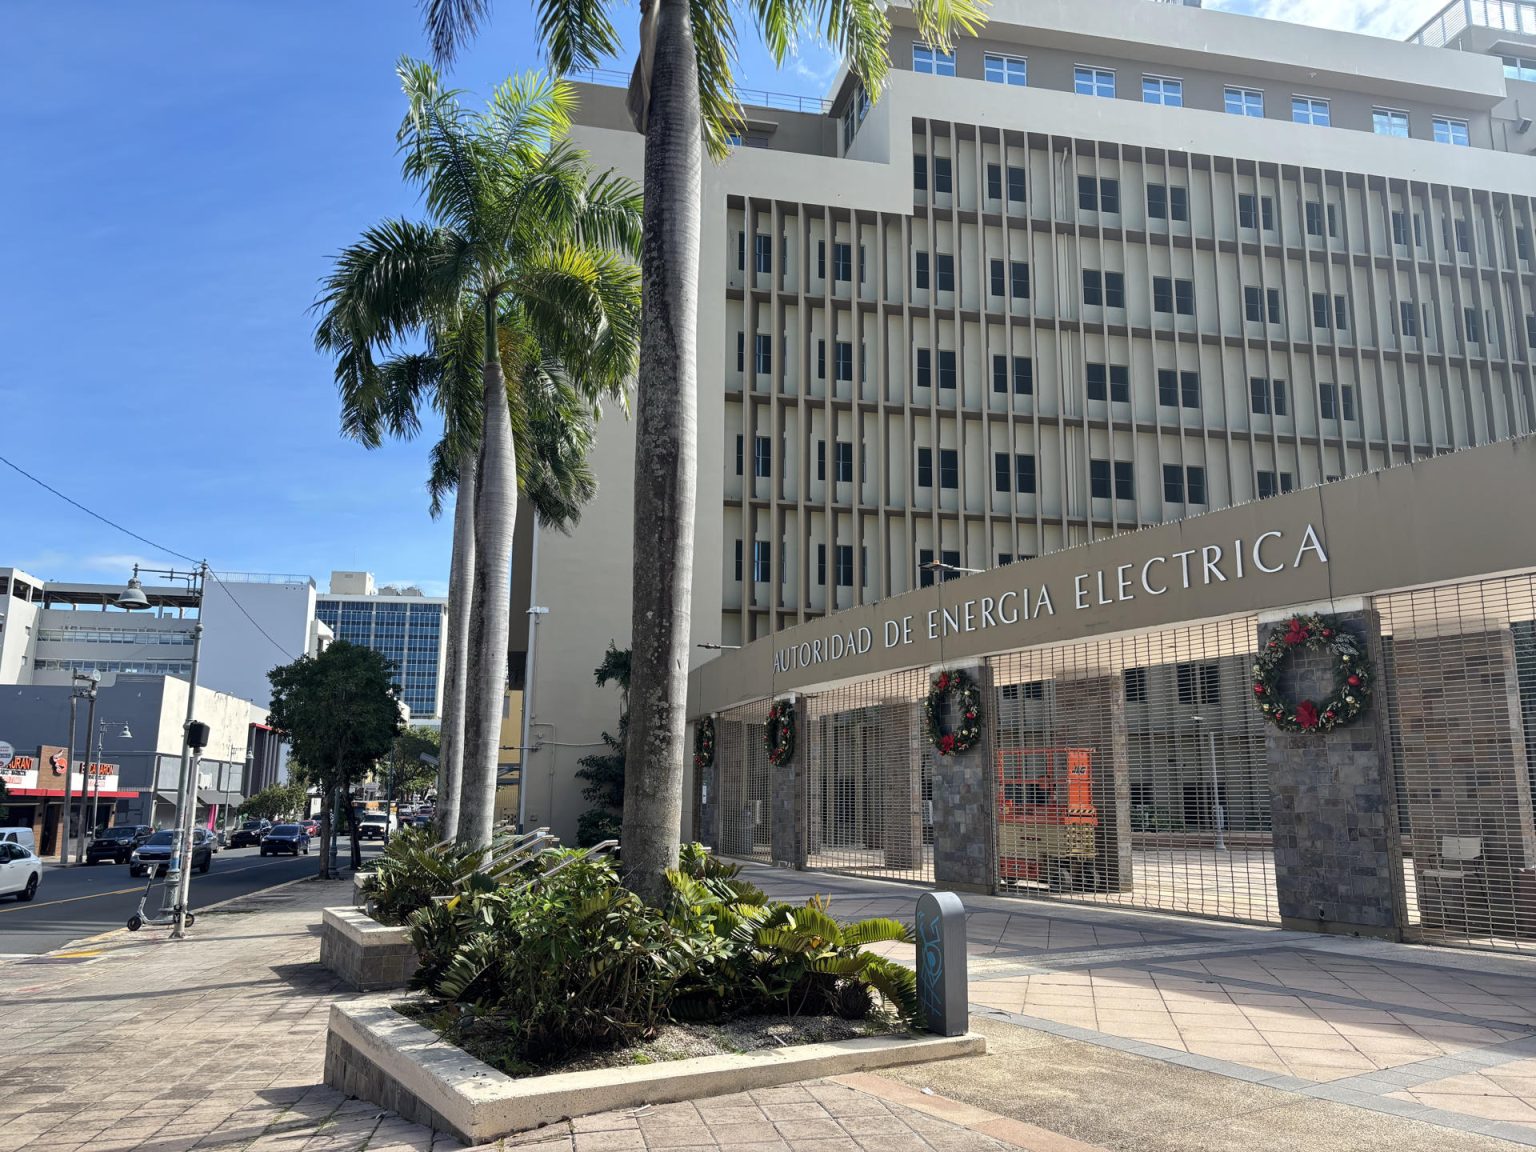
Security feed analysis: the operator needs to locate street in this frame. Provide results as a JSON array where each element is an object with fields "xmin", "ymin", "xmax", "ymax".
[{"xmin": 0, "ymin": 842, "xmax": 381, "ymax": 955}]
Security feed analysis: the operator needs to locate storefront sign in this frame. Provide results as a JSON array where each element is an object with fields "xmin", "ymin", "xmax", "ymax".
[
  {"xmin": 0, "ymin": 741, "xmax": 12, "ymax": 770},
  {"xmin": 774, "ymin": 523, "xmax": 1329, "ymax": 675},
  {"xmin": 0, "ymin": 745, "xmax": 117, "ymax": 793},
  {"xmin": 0, "ymin": 750, "xmax": 39, "ymax": 790}
]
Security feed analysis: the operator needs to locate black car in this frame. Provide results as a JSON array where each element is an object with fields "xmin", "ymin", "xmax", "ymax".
[
  {"xmin": 129, "ymin": 829, "xmax": 212, "ymax": 877},
  {"xmin": 229, "ymin": 820, "xmax": 272, "ymax": 848},
  {"xmin": 86, "ymin": 825, "xmax": 152, "ymax": 865},
  {"xmin": 260, "ymin": 824, "xmax": 310, "ymax": 856}
]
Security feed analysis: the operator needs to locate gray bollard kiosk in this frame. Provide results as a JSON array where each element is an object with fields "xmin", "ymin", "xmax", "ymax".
[{"xmin": 915, "ymin": 890, "xmax": 968, "ymax": 1036}]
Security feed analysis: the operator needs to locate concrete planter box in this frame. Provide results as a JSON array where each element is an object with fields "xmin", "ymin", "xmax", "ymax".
[
  {"xmin": 326, "ymin": 997, "xmax": 986, "ymax": 1145},
  {"xmin": 320, "ymin": 906, "xmax": 418, "ymax": 991},
  {"xmin": 353, "ymin": 871, "xmax": 376, "ymax": 910}
]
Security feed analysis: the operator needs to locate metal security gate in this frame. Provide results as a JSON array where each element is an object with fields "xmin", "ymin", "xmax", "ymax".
[
  {"xmin": 716, "ymin": 701, "xmax": 772, "ymax": 862},
  {"xmin": 1378, "ymin": 573, "xmax": 1536, "ymax": 950},
  {"xmin": 804, "ymin": 670, "xmax": 934, "ymax": 883},
  {"xmin": 990, "ymin": 616, "xmax": 1279, "ymax": 925}
]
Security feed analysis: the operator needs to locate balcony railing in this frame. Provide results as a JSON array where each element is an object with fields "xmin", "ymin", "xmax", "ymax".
[
  {"xmin": 568, "ymin": 67, "xmax": 832, "ymax": 116},
  {"xmin": 1407, "ymin": 0, "xmax": 1536, "ymax": 46}
]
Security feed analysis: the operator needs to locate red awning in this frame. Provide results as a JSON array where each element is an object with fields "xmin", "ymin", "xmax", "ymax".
[{"xmin": 8, "ymin": 789, "xmax": 141, "ymax": 799}]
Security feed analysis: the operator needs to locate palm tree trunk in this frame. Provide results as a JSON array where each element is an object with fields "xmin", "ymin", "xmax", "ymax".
[
  {"xmin": 435, "ymin": 450, "xmax": 477, "ymax": 841},
  {"xmin": 621, "ymin": 0, "xmax": 702, "ymax": 906},
  {"xmin": 458, "ymin": 295, "xmax": 517, "ymax": 849}
]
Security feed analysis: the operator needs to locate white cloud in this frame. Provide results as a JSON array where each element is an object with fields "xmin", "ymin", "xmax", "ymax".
[{"xmin": 1206, "ymin": 0, "xmax": 1448, "ymax": 40}]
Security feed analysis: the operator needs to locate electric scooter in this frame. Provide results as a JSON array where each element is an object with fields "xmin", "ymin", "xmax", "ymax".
[{"xmin": 125, "ymin": 861, "xmax": 195, "ymax": 931}]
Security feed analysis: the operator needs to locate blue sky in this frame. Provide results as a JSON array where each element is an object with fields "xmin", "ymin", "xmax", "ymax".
[{"xmin": 0, "ymin": 0, "xmax": 1441, "ymax": 595}]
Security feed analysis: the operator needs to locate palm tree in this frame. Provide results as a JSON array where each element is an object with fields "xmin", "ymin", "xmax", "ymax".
[
  {"xmin": 314, "ymin": 59, "xmax": 642, "ymax": 849},
  {"xmin": 419, "ymin": 0, "xmax": 985, "ymax": 902}
]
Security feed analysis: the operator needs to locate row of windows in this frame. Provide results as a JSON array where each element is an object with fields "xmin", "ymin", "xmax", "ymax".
[
  {"xmin": 34, "ymin": 658, "xmax": 193, "ymax": 675},
  {"xmin": 906, "ymin": 43, "xmax": 1473, "ymax": 145},
  {"xmin": 36, "ymin": 627, "xmax": 194, "ymax": 646}
]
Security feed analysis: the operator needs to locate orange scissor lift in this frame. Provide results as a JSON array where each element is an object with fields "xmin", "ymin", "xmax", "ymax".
[{"xmin": 996, "ymin": 748, "xmax": 1101, "ymax": 892}]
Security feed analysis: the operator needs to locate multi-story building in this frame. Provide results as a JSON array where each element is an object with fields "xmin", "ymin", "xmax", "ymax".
[
  {"xmin": 512, "ymin": 0, "xmax": 1536, "ymax": 843},
  {"xmin": 315, "ymin": 572, "xmax": 448, "ymax": 725}
]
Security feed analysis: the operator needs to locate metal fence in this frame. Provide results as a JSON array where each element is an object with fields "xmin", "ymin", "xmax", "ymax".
[{"xmin": 715, "ymin": 701, "xmax": 772, "ymax": 862}]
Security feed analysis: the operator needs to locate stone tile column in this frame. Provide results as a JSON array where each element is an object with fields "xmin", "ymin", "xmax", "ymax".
[
  {"xmin": 1264, "ymin": 608, "xmax": 1402, "ymax": 938},
  {"xmin": 770, "ymin": 699, "xmax": 808, "ymax": 869},
  {"xmin": 1053, "ymin": 673, "xmax": 1133, "ymax": 893},
  {"xmin": 930, "ymin": 664, "xmax": 996, "ymax": 892}
]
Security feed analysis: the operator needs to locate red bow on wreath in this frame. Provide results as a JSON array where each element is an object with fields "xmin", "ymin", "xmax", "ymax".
[
  {"xmin": 1294, "ymin": 700, "xmax": 1320, "ymax": 729},
  {"xmin": 1284, "ymin": 618, "xmax": 1310, "ymax": 646},
  {"xmin": 935, "ymin": 673, "xmax": 950, "ymax": 691},
  {"xmin": 938, "ymin": 733, "xmax": 956, "ymax": 753}
]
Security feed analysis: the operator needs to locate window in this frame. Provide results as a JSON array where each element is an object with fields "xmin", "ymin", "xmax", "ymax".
[
  {"xmin": 933, "ymin": 156, "xmax": 952, "ymax": 194},
  {"xmin": 753, "ymin": 333, "xmax": 772, "ymax": 373},
  {"xmin": 915, "ymin": 251, "xmax": 930, "ymax": 290},
  {"xmin": 835, "ymin": 341, "xmax": 853, "ymax": 381},
  {"xmin": 1225, "ymin": 86, "xmax": 1263, "ymax": 117},
  {"xmin": 1528, "ymin": 315, "xmax": 1536, "ymax": 346},
  {"xmin": 1157, "ymin": 368, "xmax": 1200, "ymax": 408},
  {"xmin": 1163, "ymin": 464, "xmax": 1205, "ymax": 504},
  {"xmin": 753, "ymin": 233, "xmax": 772, "ymax": 274},
  {"xmin": 834, "ymin": 442, "xmax": 853, "ymax": 483},
  {"xmin": 1075, "ymin": 66, "xmax": 1115, "ymax": 98},
  {"xmin": 1153, "ymin": 277, "xmax": 1195, "ymax": 316},
  {"xmin": 1010, "ymin": 261, "xmax": 1030, "ymax": 299},
  {"xmin": 1186, "ymin": 465, "xmax": 1207, "ymax": 505},
  {"xmin": 916, "ymin": 447, "xmax": 933, "ymax": 487},
  {"xmin": 1146, "ymin": 184, "xmax": 1189, "ymax": 222},
  {"xmin": 1082, "ymin": 269, "xmax": 1125, "ymax": 308},
  {"xmin": 1319, "ymin": 382, "xmax": 1356, "ymax": 422},
  {"xmin": 1433, "ymin": 117, "xmax": 1470, "ymax": 147},
  {"xmin": 817, "ymin": 440, "xmax": 826, "ymax": 481},
  {"xmin": 936, "ymin": 254, "xmax": 955, "ymax": 292},
  {"xmin": 1398, "ymin": 301, "xmax": 1420, "ymax": 339},
  {"xmin": 1090, "ymin": 459, "xmax": 1111, "ymax": 500},
  {"xmin": 1292, "ymin": 96, "xmax": 1330, "ymax": 126},
  {"xmin": 1142, "ymin": 76, "xmax": 1183, "ymax": 106},
  {"xmin": 1517, "ymin": 230, "xmax": 1530, "ymax": 263},
  {"xmin": 913, "ymin": 43, "xmax": 956, "ymax": 75},
  {"xmin": 752, "ymin": 540, "xmax": 771, "ymax": 582},
  {"xmin": 938, "ymin": 350, "xmax": 957, "ymax": 389},
  {"xmin": 1373, "ymin": 108, "xmax": 1409, "ymax": 137},
  {"xmin": 994, "ymin": 452, "xmax": 1011, "ymax": 493},
  {"xmin": 939, "ymin": 448, "xmax": 959, "ymax": 489},
  {"xmin": 1006, "ymin": 165, "xmax": 1026, "ymax": 202},
  {"xmin": 1506, "ymin": 56, "xmax": 1536, "ymax": 82},
  {"xmin": 1256, "ymin": 470, "xmax": 1294, "ymax": 499},
  {"xmin": 1250, "ymin": 377, "xmax": 1288, "ymax": 416},
  {"xmin": 835, "ymin": 545, "xmax": 854, "ymax": 587},
  {"xmin": 833, "ymin": 242, "xmax": 852, "ymax": 281},
  {"xmin": 754, "ymin": 435, "xmax": 772, "ymax": 477},
  {"xmin": 1391, "ymin": 211, "xmax": 1410, "ymax": 247},
  {"xmin": 1176, "ymin": 663, "xmax": 1221, "ymax": 705},
  {"xmin": 1015, "ymin": 453, "xmax": 1036, "ymax": 494},
  {"xmin": 1078, "ymin": 175, "xmax": 1120, "ymax": 213},
  {"xmin": 919, "ymin": 548, "xmax": 935, "ymax": 587},
  {"xmin": 1244, "ymin": 285, "xmax": 1281, "ymax": 324},
  {"xmin": 1090, "ymin": 460, "xmax": 1135, "ymax": 501},
  {"xmin": 1304, "ymin": 201, "xmax": 1338, "ymax": 238},
  {"xmin": 1086, "ymin": 363, "xmax": 1130, "ymax": 403},
  {"xmin": 817, "ymin": 543, "xmax": 826, "ymax": 584},
  {"xmin": 1238, "ymin": 193, "xmax": 1274, "ymax": 231},
  {"xmin": 736, "ymin": 331, "xmax": 745, "ymax": 371},
  {"xmin": 1124, "ymin": 667, "xmax": 1148, "ymax": 702},
  {"xmin": 1312, "ymin": 293, "xmax": 1347, "ymax": 330},
  {"xmin": 816, "ymin": 241, "xmax": 825, "ymax": 278},
  {"xmin": 913, "ymin": 154, "xmax": 928, "ymax": 192},
  {"xmin": 1114, "ymin": 461, "xmax": 1134, "ymax": 500},
  {"xmin": 1462, "ymin": 307, "xmax": 1483, "ymax": 344},
  {"xmin": 989, "ymin": 260, "xmax": 1005, "ymax": 297},
  {"xmin": 915, "ymin": 348, "xmax": 931, "ymax": 389},
  {"xmin": 736, "ymin": 231, "xmax": 745, "ymax": 271},
  {"xmin": 984, "ymin": 53, "xmax": 1027, "ymax": 86},
  {"xmin": 986, "ymin": 163, "xmax": 1002, "ymax": 201},
  {"xmin": 734, "ymin": 539, "xmax": 743, "ymax": 581},
  {"xmin": 735, "ymin": 434, "xmax": 743, "ymax": 475},
  {"xmin": 992, "ymin": 354, "xmax": 1035, "ymax": 395}
]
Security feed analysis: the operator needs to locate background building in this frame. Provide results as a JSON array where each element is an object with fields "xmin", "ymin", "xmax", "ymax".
[
  {"xmin": 315, "ymin": 571, "xmax": 448, "ymax": 724},
  {"xmin": 513, "ymin": 0, "xmax": 1536, "ymax": 844}
]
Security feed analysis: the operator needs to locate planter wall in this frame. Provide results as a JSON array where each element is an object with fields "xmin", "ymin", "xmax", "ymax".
[{"xmin": 320, "ymin": 906, "xmax": 419, "ymax": 991}]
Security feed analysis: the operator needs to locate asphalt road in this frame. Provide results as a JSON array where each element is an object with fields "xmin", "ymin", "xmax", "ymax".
[{"xmin": 0, "ymin": 842, "xmax": 383, "ymax": 955}]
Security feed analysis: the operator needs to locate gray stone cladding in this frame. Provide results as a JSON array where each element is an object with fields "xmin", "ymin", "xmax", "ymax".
[{"xmin": 930, "ymin": 664, "xmax": 997, "ymax": 892}]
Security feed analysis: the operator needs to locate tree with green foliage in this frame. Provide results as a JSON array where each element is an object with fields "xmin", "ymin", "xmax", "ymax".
[
  {"xmin": 387, "ymin": 725, "xmax": 443, "ymax": 802},
  {"xmin": 421, "ymin": 0, "xmax": 984, "ymax": 903},
  {"xmin": 240, "ymin": 780, "xmax": 309, "ymax": 824},
  {"xmin": 266, "ymin": 642, "xmax": 403, "ymax": 878},
  {"xmin": 574, "ymin": 643, "xmax": 630, "ymax": 846},
  {"xmin": 314, "ymin": 61, "xmax": 642, "ymax": 853}
]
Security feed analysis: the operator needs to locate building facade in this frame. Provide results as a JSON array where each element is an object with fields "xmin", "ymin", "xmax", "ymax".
[
  {"xmin": 314, "ymin": 572, "xmax": 448, "ymax": 725},
  {"xmin": 517, "ymin": 0, "xmax": 1536, "ymax": 844}
]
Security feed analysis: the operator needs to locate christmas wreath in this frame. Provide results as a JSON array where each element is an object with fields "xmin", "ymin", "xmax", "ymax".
[
  {"xmin": 693, "ymin": 717, "xmax": 716, "ymax": 770},
  {"xmin": 925, "ymin": 669, "xmax": 983, "ymax": 756},
  {"xmin": 764, "ymin": 700, "xmax": 795, "ymax": 766},
  {"xmin": 1252, "ymin": 613, "xmax": 1371, "ymax": 733}
]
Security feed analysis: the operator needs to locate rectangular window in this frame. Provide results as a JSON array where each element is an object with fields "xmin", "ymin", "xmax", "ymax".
[
  {"xmin": 833, "ymin": 242, "xmax": 852, "ymax": 281},
  {"xmin": 1305, "ymin": 201, "xmax": 1324, "ymax": 237},
  {"xmin": 1153, "ymin": 276, "xmax": 1173, "ymax": 313},
  {"xmin": 1090, "ymin": 459, "xmax": 1111, "ymax": 500},
  {"xmin": 984, "ymin": 53, "xmax": 1027, "ymax": 86},
  {"xmin": 752, "ymin": 540, "xmax": 771, "ymax": 583},
  {"xmin": 736, "ymin": 231, "xmax": 745, "ymax": 271},
  {"xmin": 1176, "ymin": 663, "xmax": 1222, "ymax": 705},
  {"xmin": 753, "ymin": 333, "xmax": 772, "ymax": 374},
  {"xmin": 916, "ymin": 348, "xmax": 931, "ymax": 389},
  {"xmin": 1083, "ymin": 269, "xmax": 1102, "ymax": 306},
  {"xmin": 986, "ymin": 163, "xmax": 1002, "ymax": 201},
  {"xmin": 994, "ymin": 451, "xmax": 1011, "ymax": 493},
  {"xmin": 1391, "ymin": 210, "xmax": 1409, "ymax": 247},
  {"xmin": 735, "ymin": 434, "xmax": 743, "ymax": 475},
  {"xmin": 1157, "ymin": 369, "xmax": 1177, "ymax": 407},
  {"xmin": 1142, "ymin": 76, "xmax": 1183, "ymax": 106},
  {"xmin": 1399, "ymin": 301, "xmax": 1420, "ymax": 339},
  {"xmin": 992, "ymin": 354, "xmax": 1008, "ymax": 394},
  {"xmin": 1147, "ymin": 183, "xmax": 1167, "ymax": 220},
  {"xmin": 1153, "ymin": 277, "xmax": 1195, "ymax": 316},
  {"xmin": 936, "ymin": 254, "xmax": 955, "ymax": 292},
  {"xmin": 1006, "ymin": 165, "xmax": 1026, "ymax": 202},
  {"xmin": 1238, "ymin": 193, "xmax": 1274, "ymax": 231},
  {"xmin": 817, "ymin": 542, "xmax": 826, "ymax": 585},
  {"xmin": 1100, "ymin": 178, "xmax": 1120, "ymax": 214},
  {"xmin": 1078, "ymin": 175, "xmax": 1097, "ymax": 212},
  {"xmin": 941, "ymin": 550, "xmax": 961, "ymax": 578},
  {"xmin": 834, "ymin": 442, "xmax": 853, "ymax": 483},
  {"xmin": 1311, "ymin": 292, "xmax": 1347, "ymax": 330},
  {"xmin": 1250, "ymin": 377, "xmax": 1288, "ymax": 416},
  {"xmin": 1010, "ymin": 261, "xmax": 1030, "ymax": 299},
  {"xmin": 913, "ymin": 43, "xmax": 956, "ymax": 76},
  {"xmin": 835, "ymin": 544, "xmax": 853, "ymax": 587},
  {"xmin": 1454, "ymin": 218, "xmax": 1470, "ymax": 254},
  {"xmin": 1074, "ymin": 66, "xmax": 1115, "ymax": 98},
  {"xmin": 754, "ymin": 435, "xmax": 772, "ymax": 478},
  {"xmin": 1319, "ymin": 383, "xmax": 1356, "ymax": 422},
  {"xmin": 1528, "ymin": 315, "xmax": 1536, "ymax": 346},
  {"xmin": 1256, "ymin": 471, "xmax": 1294, "ymax": 499},
  {"xmin": 1243, "ymin": 285, "xmax": 1279, "ymax": 323},
  {"xmin": 736, "ymin": 331, "xmax": 744, "ymax": 371},
  {"xmin": 753, "ymin": 233, "xmax": 772, "ymax": 274},
  {"xmin": 1013, "ymin": 355, "xmax": 1033, "ymax": 395},
  {"xmin": 990, "ymin": 259, "xmax": 1005, "ymax": 297},
  {"xmin": 939, "ymin": 448, "xmax": 959, "ymax": 489},
  {"xmin": 916, "ymin": 447, "xmax": 933, "ymax": 488},
  {"xmin": 933, "ymin": 156, "xmax": 952, "ymax": 194},
  {"xmin": 1163, "ymin": 463, "xmax": 1185, "ymax": 504},
  {"xmin": 817, "ymin": 439, "xmax": 825, "ymax": 482},
  {"xmin": 734, "ymin": 539, "xmax": 743, "ymax": 581},
  {"xmin": 913, "ymin": 154, "xmax": 927, "ymax": 192},
  {"xmin": 1113, "ymin": 461, "xmax": 1134, "ymax": 500},
  {"xmin": 817, "ymin": 240, "xmax": 825, "ymax": 279},
  {"xmin": 1372, "ymin": 108, "xmax": 1410, "ymax": 137},
  {"xmin": 1124, "ymin": 667, "xmax": 1148, "ymax": 702},
  {"xmin": 1463, "ymin": 307, "xmax": 1483, "ymax": 344},
  {"xmin": 835, "ymin": 341, "xmax": 853, "ymax": 381},
  {"xmin": 1433, "ymin": 117, "xmax": 1470, "ymax": 146},
  {"xmin": 817, "ymin": 340, "xmax": 827, "ymax": 379},
  {"xmin": 915, "ymin": 251, "xmax": 930, "ymax": 290},
  {"xmin": 1505, "ymin": 55, "xmax": 1536, "ymax": 82},
  {"xmin": 1224, "ymin": 86, "xmax": 1263, "ymax": 117},
  {"xmin": 1187, "ymin": 465, "xmax": 1206, "ymax": 504},
  {"xmin": 938, "ymin": 350, "xmax": 957, "ymax": 389},
  {"xmin": 919, "ymin": 548, "xmax": 935, "ymax": 588},
  {"xmin": 1015, "ymin": 453, "xmax": 1036, "ymax": 494},
  {"xmin": 1083, "ymin": 269, "xmax": 1125, "ymax": 309},
  {"xmin": 1086, "ymin": 363, "xmax": 1130, "ymax": 403},
  {"xmin": 1292, "ymin": 96, "xmax": 1330, "ymax": 126},
  {"xmin": 1517, "ymin": 230, "xmax": 1530, "ymax": 262}
]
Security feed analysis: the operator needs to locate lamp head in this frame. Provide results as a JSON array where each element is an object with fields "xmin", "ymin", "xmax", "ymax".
[{"xmin": 115, "ymin": 578, "xmax": 151, "ymax": 611}]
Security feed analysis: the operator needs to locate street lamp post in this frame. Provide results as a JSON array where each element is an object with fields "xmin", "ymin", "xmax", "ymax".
[
  {"xmin": 115, "ymin": 562, "xmax": 208, "ymax": 939},
  {"xmin": 59, "ymin": 671, "xmax": 100, "ymax": 864},
  {"xmin": 85, "ymin": 719, "xmax": 132, "ymax": 846}
]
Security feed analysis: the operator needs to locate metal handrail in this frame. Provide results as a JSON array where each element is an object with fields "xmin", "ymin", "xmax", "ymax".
[
  {"xmin": 509, "ymin": 838, "xmax": 620, "ymax": 896},
  {"xmin": 567, "ymin": 67, "xmax": 832, "ymax": 116},
  {"xmin": 1407, "ymin": 0, "xmax": 1536, "ymax": 46}
]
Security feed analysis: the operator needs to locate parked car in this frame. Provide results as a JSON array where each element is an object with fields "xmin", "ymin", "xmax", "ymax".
[
  {"xmin": 204, "ymin": 827, "xmax": 227, "ymax": 850},
  {"xmin": 129, "ymin": 830, "xmax": 212, "ymax": 877},
  {"xmin": 0, "ymin": 842, "xmax": 41, "ymax": 901},
  {"xmin": 410, "ymin": 813, "xmax": 433, "ymax": 829},
  {"xmin": 229, "ymin": 820, "xmax": 272, "ymax": 848},
  {"xmin": 299, "ymin": 819, "xmax": 321, "ymax": 837},
  {"xmin": 0, "ymin": 828, "xmax": 38, "ymax": 853},
  {"xmin": 86, "ymin": 825, "xmax": 152, "ymax": 865},
  {"xmin": 260, "ymin": 824, "xmax": 311, "ymax": 856},
  {"xmin": 357, "ymin": 812, "xmax": 391, "ymax": 841}
]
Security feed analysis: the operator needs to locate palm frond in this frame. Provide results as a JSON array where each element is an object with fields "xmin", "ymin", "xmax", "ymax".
[
  {"xmin": 533, "ymin": 0, "xmax": 622, "ymax": 75},
  {"xmin": 840, "ymin": 917, "xmax": 914, "ymax": 947},
  {"xmin": 417, "ymin": 0, "xmax": 492, "ymax": 65},
  {"xmin": 691, "ymin": 0, "xmax": 746, "ymax": 161},
  {"xmin": 480, "ymin": 72, "xmax": 577, "ymax": 169},
  {"xmin": 397, "ymin": 57, "xmax": 493, "ymax": 236}
]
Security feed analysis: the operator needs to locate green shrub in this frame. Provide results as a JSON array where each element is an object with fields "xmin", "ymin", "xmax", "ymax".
[{"xmin": 362, "ymin": 827, "xmax": 486, "ymax": 927}]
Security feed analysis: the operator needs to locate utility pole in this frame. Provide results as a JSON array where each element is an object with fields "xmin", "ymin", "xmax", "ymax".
[
  {"xmin": 73, "ymin": 687, "xmax": 99, "ymax": 864},
  {"xmin": 59, "ymin": 671, "xmax": 99, "ymax": 864}
]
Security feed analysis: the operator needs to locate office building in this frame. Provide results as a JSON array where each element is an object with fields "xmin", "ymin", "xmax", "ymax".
[{"xmin": 315, "ymin": 572, "xmax": 448, "ymax": 724}]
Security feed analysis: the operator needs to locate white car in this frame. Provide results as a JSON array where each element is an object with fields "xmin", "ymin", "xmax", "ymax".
[{"xmin": 0, "ymin": 842, "xmax": 41, "ymax": 902}]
